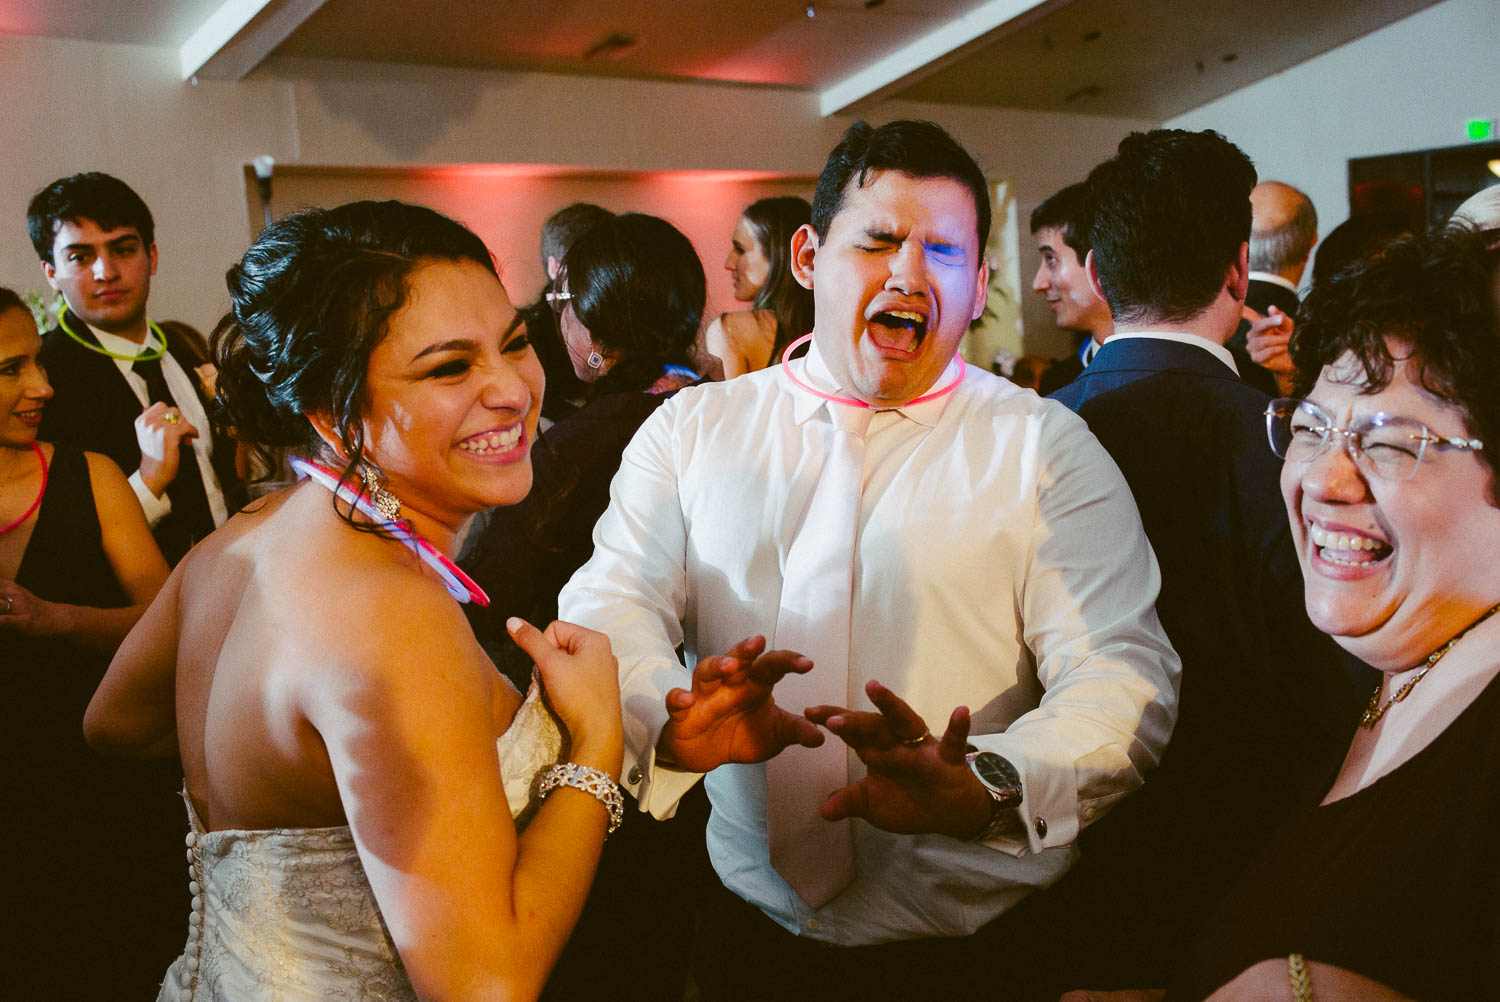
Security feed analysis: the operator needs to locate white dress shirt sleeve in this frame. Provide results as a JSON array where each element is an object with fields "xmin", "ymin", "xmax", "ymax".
[
  {"xmin": 972, "ymin": 406, "xmax": 1180, "ymax": 856},
  {"xmin": 128, "ymin": 468, "xmax": 173, "ymax": 526},
  {"xmin": 557, "ymin": 400, "xmax": 702, "ymax": 819}
]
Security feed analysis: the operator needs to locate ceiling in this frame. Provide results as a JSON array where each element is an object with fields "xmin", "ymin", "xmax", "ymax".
[
  {"xmin": 0, "ymin": 0, "xmax": 1442, "ymax": 120},
  {"xmin": 899, "ymin": 0, "xmax": 1438, "ymax": 118}
]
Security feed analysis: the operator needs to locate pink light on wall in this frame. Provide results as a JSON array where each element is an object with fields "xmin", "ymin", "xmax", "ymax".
[{"xmin": 257, "ymin": 162, "xmax": 815, "ymax": 312}]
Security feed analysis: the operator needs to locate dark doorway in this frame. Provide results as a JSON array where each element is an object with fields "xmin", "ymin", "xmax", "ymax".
[{"xmin": 1348, "ymin": 141, "xmax": 1500, "ymax": 230}]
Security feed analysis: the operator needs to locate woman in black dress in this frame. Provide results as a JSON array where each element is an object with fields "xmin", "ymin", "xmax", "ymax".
[{"xmin": 0, "ymin": 286, "xmax": 176, "ymax": 994}]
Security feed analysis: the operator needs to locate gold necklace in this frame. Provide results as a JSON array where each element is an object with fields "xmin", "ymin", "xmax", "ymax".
[{"xmin": 1358, "ymin": 601, "xmax": 1500, "ymax": 729}]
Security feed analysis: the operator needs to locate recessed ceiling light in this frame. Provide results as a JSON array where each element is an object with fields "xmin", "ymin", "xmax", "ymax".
[{"xmin": 1488, "ymin": 159, "xmax": 1500, "ymax": 179}]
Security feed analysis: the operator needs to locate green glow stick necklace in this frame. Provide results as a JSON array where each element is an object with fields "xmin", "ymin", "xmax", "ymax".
[{"xmin": 57, "ymin": 303, "xmax": 169, "ymax": 362}]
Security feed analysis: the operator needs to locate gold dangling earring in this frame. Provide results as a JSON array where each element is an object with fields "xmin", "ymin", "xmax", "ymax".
[{"xmin": 360, "ymin": 464, "xmax": 403, "ymax": 522}]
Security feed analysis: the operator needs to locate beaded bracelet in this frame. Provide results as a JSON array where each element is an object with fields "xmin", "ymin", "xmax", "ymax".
[{"xmin": 536, "ymin": 763, "xmax": 624, "ymax": 834}]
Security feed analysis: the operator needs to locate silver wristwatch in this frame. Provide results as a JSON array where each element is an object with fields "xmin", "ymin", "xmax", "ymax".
[{"xmin": 965, "ymin": 747, "xmax": 1022, "ymax": 841}]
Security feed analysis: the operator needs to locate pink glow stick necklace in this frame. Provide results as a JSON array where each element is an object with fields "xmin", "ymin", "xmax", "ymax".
[
  {"xmin": 778, "ymin": 333, "xmax": 965, "ymax": 408},
  {"xmin": 290, "ymin": 457, "xmax": 490, "ymax": 606}
]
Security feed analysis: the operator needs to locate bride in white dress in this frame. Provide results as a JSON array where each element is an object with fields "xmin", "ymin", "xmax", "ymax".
[{"xmin": 84, "ymin": 201, "xmax": 624, "ymax": 1001}]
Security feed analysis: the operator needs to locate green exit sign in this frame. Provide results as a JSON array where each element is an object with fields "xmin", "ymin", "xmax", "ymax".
[{"xmin": 1468, "ymin": 118, "xmax": 1495, "ymax": 141}]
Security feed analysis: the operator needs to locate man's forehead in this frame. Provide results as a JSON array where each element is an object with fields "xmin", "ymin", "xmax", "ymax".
[
  {"xmin": 1034, "ymin": 227, "xmax": 1079, "ymax": 260},
  {"xmin": 832, "ymin": 171, "xmax": 978, "ymax": 236},
  {"xmin": 1034, "ymin": 226, "xmax": 1063, "ymax": 249},
  {"xmin": 51, "ymin": 217, "xmax": 144, "ymax": 247}
]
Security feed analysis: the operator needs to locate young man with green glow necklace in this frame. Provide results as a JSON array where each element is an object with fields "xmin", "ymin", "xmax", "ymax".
[{"xmin": 28, "ymin": 172, "xmax": 244, "ymax": 564}]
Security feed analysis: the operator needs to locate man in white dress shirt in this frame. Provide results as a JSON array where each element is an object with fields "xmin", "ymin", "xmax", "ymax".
[{"xmin": 558, "ymin": 120, "xmax": 1179, "ymax": 1000}]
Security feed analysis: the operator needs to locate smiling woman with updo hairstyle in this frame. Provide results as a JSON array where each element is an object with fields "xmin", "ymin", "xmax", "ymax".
[
  {"xmin": 704, "ymin": 195, "xmax": 814, "ymax": 379},
  {"xmin": 1142, "ymin": 225, "xmax": 1500, "ymax": 1001},
  {"xmin": 83, "ymin": 200, "xmax": 625, "ymax": 1001}
]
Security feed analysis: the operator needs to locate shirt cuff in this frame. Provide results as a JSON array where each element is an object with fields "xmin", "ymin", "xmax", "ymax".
[
  {"xmin": 619, "ymin": 655, "xmax": 703, "ymax": 819},
  {"xmin": 968, "ymin": 735, "xmax": 1084, "ymax": 858},
  {"xmin": 129, "ymin": 469, "xmax": 173, "ymax": 527}
]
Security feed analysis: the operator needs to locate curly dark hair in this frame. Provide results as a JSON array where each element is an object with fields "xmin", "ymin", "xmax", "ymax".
[
  {"xmin": 211, "ymin": 200, "xmax": 498, "ymax": 523},
  {"xmin": 1291, "ymin": 224, "xmax": 1500, "ymax": 504},
  {"xmin": 740, "ymin": 196, "xmax": 814, "ymax": 362},
  {"xmin": 557, "ymin": 212, "xmax": 704, "ymax": 395}
]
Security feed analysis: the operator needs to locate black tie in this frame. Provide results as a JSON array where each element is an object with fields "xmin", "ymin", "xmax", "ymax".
[{"xmin": 132, "ymin": 355, "xmax": 216, "ymax": 544}]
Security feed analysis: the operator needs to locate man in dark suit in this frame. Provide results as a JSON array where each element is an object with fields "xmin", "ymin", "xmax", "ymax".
[
  {"xmin": 28, "ymin": 172, "xmax": 243, "ymax": 564},
  {"xmin": 1230, "ymin": 180, "xmax": 1319, "ymax": 396},
  {"xmin": 1043, "ymin": 130, "xmax": 1363, "ymax": 990},
  {"xmin": 1028, "ymin": 183, "xmax": 1112, "ymax": 395}
]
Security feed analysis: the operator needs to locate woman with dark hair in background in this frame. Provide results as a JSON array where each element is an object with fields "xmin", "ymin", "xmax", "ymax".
[
  {"xmin": 465, "ymin": 211, "xmax": 705, "ymax": 660},
  {"xmin": 84, "ymin": 200, "xmax": 624, "ymax": 1001},
  {"xmin": 704, "ymin": 195, "xmax": 813, "ymax": 379},
  {"xmin": 0, "ymin": 285, "xmax": 177, "ymax": 995},
  {"xmin": 462, "ymin": 210, "xmax": 711, "ymax": 1002}
]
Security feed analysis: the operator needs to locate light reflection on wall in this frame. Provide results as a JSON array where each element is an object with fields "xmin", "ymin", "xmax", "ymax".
[{"xmin": 248, "ymin": 163, "xmax": 816, "ymax": 318}]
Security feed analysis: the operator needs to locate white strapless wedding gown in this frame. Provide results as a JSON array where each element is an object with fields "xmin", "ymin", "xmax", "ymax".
[{"xmin": 156, "ymin": 682, "xmax": 563, "ymax": 1001}]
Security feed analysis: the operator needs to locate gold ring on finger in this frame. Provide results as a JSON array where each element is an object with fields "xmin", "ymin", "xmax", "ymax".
[
  {"xmin": 164, "ymin": 412, "xmax": 181, "ymax": 425},
  {"xmin": 900, "ymin": 731, "xmax": 931, "ymax": 747}
]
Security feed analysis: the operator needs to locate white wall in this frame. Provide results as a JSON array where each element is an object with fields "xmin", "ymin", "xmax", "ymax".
[
  {"xmin": 1168, "ymin": 0, "xmax": 1500, "ymax": 247},
  {"xmin": 0, "ymin": 32, "xmax": 1152, "ymax": 356}
]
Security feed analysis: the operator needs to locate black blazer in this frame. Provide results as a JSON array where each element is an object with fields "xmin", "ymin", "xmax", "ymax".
[
  {"xmin": 1041, "ymin": 337, "xmax": 1366, "ymax": 986},
  {"xmin": 38, "ymin": 317, "xmax": 245, "ymax": 564}
]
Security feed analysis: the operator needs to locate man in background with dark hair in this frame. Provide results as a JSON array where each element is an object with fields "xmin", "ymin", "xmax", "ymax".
[
  {"xmin": 1029, "ymin": 182, "xmax": 1113, "ymax": 394},
  {"xmin": 28, "ymin": 171, "xmax": 243, "ymax": 564},
  {"xmin": 526, "ymin": 201, "xmax": 613, "ymax": 422},
  {"xmin": 1046, "ymin": 130, "xmax": 1360, "ymax": 990},
  {"xmin": 1230, "ymin": 179, "xmax": 1319, "ymax": 395},
  {"xmin": 560, "ymin": 119, "xmax": 1177, "ymax": 999}
]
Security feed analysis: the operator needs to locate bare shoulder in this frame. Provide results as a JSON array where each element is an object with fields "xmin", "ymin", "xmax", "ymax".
[
  {"xmin": 721, "ymin": 308, "xmax": 776, "ymax": 345},
  {"xmin": 81, "ymin": 449, "xmax": 135, "ymax": 511},
  {"xmin": 267, "ymin": 499, "xmax": 495, "ymax": 704},
  {"xmin": 81, "ymin": 448, "xmax": 128, "ymax": 485}
]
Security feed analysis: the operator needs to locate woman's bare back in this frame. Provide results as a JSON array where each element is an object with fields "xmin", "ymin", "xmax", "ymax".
[{"xmin": 172, "ymin": 483, "xmax": 520, "ymax": 832}]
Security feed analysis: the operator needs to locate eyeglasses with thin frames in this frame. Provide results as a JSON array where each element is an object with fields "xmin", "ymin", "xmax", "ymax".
[{"xmin": 1264, "ymin": 397, "xmax": 1484, "ymax": 481}]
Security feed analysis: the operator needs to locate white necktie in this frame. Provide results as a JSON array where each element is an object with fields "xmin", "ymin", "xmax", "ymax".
[{"xmin": 767, "ymin": 402, "xmax": 873, "ymax": 908}]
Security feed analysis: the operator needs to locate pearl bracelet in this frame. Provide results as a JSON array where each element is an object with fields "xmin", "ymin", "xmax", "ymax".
[{"xmin": 536, "ymin": 763, "xmax": 624, "ymax": 834}]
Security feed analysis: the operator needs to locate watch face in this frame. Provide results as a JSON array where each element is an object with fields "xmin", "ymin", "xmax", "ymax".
[{"xmin": 971, "ymin": 752, "xmax": 1021, "ymax": 796}]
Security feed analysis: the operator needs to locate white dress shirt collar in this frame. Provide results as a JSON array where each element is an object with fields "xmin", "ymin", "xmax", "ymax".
[
  {"xmin": 1248, "ymin": 271, "xmax": 1299, "ymax": 295},
  {"xmin": 1105, "ymin": 330, "xmax": 1239, "ymax": 375},
  {"xmin": 93, "ymin": 326, "xmax": 164, "ymax": 359},
  {"xmin": 786, "ymin": 338, "xmax": 964, "ymax": 429}
]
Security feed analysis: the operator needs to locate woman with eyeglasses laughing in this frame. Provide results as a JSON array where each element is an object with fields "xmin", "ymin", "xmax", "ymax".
[{"xmin": 1156, "ymin": 225, "xmax": 1500, "ymax": 1000}]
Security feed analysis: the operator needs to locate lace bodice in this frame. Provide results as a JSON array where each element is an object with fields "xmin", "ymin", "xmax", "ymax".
[{"xmin": 156, "ymin": 681, "xmax": 563, "ymax": 1001}]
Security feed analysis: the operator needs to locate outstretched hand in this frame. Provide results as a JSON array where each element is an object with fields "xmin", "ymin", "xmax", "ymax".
[
  {"xmin": 657, "ymin": 635, "xmax": 825, "ymax": 773},
  {"xmin": 806, "ymin": 680, "xmax": 991, "ymax": 838}
]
